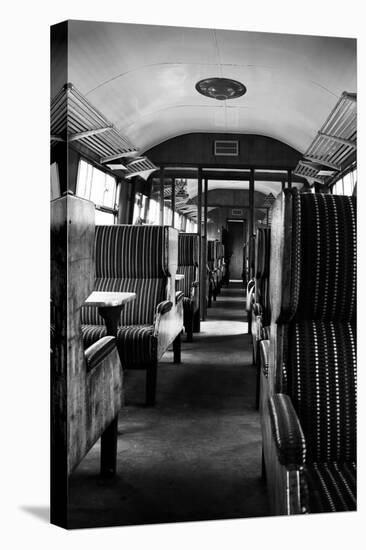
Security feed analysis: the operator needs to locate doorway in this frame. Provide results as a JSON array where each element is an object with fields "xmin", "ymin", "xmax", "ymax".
[{"xmin": 225, "ymin": 220, "xmax": 246, "ymax": 281}]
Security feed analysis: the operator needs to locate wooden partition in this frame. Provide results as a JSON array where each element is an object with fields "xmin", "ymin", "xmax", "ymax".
[{"xmin": 51, "ymin": 194, "xmax": 123, "ymax": 528}]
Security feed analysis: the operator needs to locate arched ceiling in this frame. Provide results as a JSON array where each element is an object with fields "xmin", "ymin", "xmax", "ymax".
[{"xmin": 67, "ymin": 20, "xmax": 356, "ymax": 155}]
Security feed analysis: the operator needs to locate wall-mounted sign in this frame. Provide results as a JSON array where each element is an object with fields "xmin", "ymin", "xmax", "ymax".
[{"xmin": 231, "ymin": 208, "xmax": 243, "ymax": 216}]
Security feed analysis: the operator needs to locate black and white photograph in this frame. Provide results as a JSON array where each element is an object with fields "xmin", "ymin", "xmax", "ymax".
[
  {"xmin": 50, "ymin": 18, "xmax": 357, "ymax": 529},
  {"xmin": 2, "ymin": 1, "xmax": 364, "ymax": 548}
]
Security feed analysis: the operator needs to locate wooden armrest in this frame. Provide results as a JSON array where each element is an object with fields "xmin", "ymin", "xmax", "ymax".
[
  {"xmin": 259, "ymin": 339, "xmax": 270, "ymax": 377},
  {"xmin": 175, "ymin": 291, "xmax": 184, "ymax": 304},
  {"xmin": 156, "ymin": 300, "xmax": 173, "ymax": 315},
  {"xmin": 84, "ymin": 336, "xmax": 117, "ymax": 372},
  {"xmin": 269, "ymin": 393, "xmax": 306, "ymax": 467}
]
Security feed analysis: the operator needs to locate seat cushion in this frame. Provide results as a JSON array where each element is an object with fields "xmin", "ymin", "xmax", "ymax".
[
  {"xmin": 82, "ymin": 324, "xmax": 157, "ymax": 369},
  {"xmin": 303, "ymin": 461, "xmax": 356, "ymax": 513}
]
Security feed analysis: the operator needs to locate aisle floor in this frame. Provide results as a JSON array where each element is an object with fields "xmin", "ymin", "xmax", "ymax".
[{"xmin": 68, "ymin": 283, "xmax": 269, "ymax": 528}]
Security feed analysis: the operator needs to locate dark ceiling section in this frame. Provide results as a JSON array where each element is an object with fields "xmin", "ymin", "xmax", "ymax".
[
  {"xmin": 200, "ymin": 189, "xmax": 267, "ymax": 208},
  {"xmin": 146, "ymin": 132, "xmax": 303, "ymax": 170}
]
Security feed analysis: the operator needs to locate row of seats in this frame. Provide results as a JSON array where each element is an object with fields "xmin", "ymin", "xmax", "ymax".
[
  {"xmin": 176, "ymin": 233, "xmax": 200, "ymax": 341},
  {"xmin": 245, "ymin": 225, "xmax": 271, "ymax": 409},
  {"xmin": 252, "ymin": 189, "xmax": 357, "ymax": 515},
  {"xmin": 207, "ymin": 240, "xmax": 226, "ymax": 306}
]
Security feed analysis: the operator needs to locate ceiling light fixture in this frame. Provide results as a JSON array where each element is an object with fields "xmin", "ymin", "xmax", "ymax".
[{"xmin": 195, "ymin": 78, "xmax": 247, "ymax": 100}]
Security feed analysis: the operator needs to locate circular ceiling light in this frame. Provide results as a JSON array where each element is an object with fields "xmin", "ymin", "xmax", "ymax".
[{"xmin": 195, "ymin": 78, "xmax": 247, "ymax": 100}]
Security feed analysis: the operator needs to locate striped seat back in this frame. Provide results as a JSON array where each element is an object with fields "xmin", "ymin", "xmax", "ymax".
[
  {"xmin": 271, "ymin": 190, "xmax": 356, "ymax": 325},
  {"xmin": 177, "ymin": 233, "xmax": 199, "ymax": 296},
  {"xmin": 177, "ymin": 266, "xmax": 197, "ymax": 296},
  {"xmin": 293, "ymin": 193, "xmax": 356, "ymax": 323},
  {"xmin": 207, "ymin": 240, "xmax": 216, "ymax": 270},
  {"xmin": 289, "ymin": 320, "xmax": 356, "ymax": 462},
  {"xmin": 255, "ymin": 227, "xmax": 271, "ymax": 324},
  {"xmin": 282, "ymin": 192, "xmax": 357, "ymax": 462},
  {"xmin": 81, "ymin": 225, "xmax": 176, "ymax": 326}
]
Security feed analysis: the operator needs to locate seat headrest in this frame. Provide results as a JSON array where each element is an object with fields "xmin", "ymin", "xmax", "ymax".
[
  {"xmin": 178, "ymin": 233, "xmax": 199, "ymax": 266},
  {"xmin": 95, "ymin": 225, "xmax": 178, "ymax": 278},
  {"xmin": 271, "ymin": 189, "xmax": 356, "ymax": 324}
]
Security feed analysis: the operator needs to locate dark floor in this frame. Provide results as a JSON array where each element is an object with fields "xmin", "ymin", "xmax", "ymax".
[{"xmin": 68, "ymin": 282, "xmax": 269, "ymax": 528}]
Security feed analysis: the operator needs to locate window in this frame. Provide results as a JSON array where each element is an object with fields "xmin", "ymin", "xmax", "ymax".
[
  {"xmin": 141, "ymin": 195, "xmax": 148, "ymax": 221},
  {"xmin": 174, "ymin": 214, "xmax": 184, "ymax": 231},
  {"xmin": 186, "ymin": 219, "xmax": 197, "ymax": 233},
  {"xmin": 133, "ymin": 193, "xmax": 142, "ymax": 224},
  {"xmin": 331, "ymin": 167, "xmax": 357, "ymax": 196},
  {"xmin": 76, "ymin": 159, "xmax": 119, "ymax": 225},
  {"xmin": 164, "ymin": 205, "xmax": 173, "ymax": 226},
  {"xmin": 146, "ymin": 198, "xmax": 159, "ymax": 225},
  {"xmin": 51, "ymin": 162, "xmax": 60, "ymax": 200}
]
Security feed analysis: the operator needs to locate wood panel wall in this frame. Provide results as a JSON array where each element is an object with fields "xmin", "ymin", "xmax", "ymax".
[{"xmin": 146, "ymin": 133, "xmax": 302, "ymax": 169}]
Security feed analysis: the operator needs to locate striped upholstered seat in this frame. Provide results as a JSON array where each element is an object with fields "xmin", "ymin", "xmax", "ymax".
[
  {"xmin": 81, "ymin": 225, "xmax": 184, "ymax": 406},
  {"xmin": 177, "ymin": 233, "xmax": 199, "ymax": 341},
  {"xmin": 83, "ymin": 324, "xmax": 156, "ymax": 367},
  {"xmin": 251, "ymin": 226, "xmax": 271, "ymax": 409},
  {"xmin": 262, "ymin": 190, "xmax": 356, "ymax": 515},
  {"xmin": 303, "ymin": 462, "xmax": 356, "ymax": 513},
  {"xmin": 207, "ymin": 240, "xmax": 218, "ymax": 304}
]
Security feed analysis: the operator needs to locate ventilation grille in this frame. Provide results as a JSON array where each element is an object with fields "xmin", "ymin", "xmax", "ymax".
[{"xmin": 214, "ymin": 140, "xmax": 239, "ymax": 156}]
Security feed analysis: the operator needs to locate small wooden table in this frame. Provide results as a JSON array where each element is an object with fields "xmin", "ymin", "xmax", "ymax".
[{"xmin": 84, "ymin": 291, "xmax": 136, "ymax": 336}]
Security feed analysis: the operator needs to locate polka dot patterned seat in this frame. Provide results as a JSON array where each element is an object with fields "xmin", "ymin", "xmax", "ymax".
[{"xmin": 263, "ymin": 189, "xmax": 356, "ymax": 515}]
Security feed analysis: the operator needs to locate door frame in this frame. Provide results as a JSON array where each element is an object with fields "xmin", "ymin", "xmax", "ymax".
[{"xmin": 226, "ymin": 218, "xmax": 246, "ymax": 282}]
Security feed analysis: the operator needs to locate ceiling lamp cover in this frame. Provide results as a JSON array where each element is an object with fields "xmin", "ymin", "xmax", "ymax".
[{"xmin": 195, "ymin": 78, "xmax": 247, "ymax": 100}]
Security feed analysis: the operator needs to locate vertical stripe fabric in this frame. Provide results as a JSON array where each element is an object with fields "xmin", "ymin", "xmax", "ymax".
[
  {"xmin": 177, "ymin": 233, "xmax": 199, "ymax": 298},
  {"xmin": 178, "ymin": 233, "xmax": 199, "ymax": 266},
  {"xmin": 277, "ymin": 191, "xmax": 357, "ymax": 513},
  {"xmin": 289, "ymin": 321, "xmax": 356, "ymax": 463},
  {"xmin": 81, "ymin": 278, "xmax": 166, "ymax": 325},
  {"xmin": 95, "ymin": 225, "xmax": 169, "ymax": 278},
  {"xmin": 81, "ymin": 225, "xmax": 170, "ymax": 325},
  {"xmin": 81, "ymin": 225, "xmax": 172, "ymax": 369},
  {"xmin": 303, "ymin": 462, "xmax": 356, "ymax": 513},
  {"xmin": 255, "ymin": 227, "xmax": 271, "ymax": 326},
  {"xmin": 293, "ymin": 193, "xmax": 356, "ymax": 322}
]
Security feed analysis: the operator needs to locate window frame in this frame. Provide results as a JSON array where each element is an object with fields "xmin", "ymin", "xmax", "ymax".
[
  {"xmin": 76, "ymin": 157, "xmax": 120, "ymax": 224},
  {"xmin": 331, "ymin": 164, "xmax": 357, "ymax": 196}
]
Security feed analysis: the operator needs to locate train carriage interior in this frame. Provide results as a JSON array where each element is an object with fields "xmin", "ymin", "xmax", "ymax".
[{"xmin": 50, "ymin": 20, "xmax": 357, "ymax": 529}]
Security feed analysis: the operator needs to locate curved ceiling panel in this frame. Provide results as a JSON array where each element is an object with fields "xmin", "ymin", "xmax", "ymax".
[{"xmin": 67, "ymin": 21, "xmax": 356, "ymax": 155}]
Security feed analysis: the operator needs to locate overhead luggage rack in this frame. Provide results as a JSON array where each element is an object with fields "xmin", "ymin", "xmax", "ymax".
[
  {"xmin": 51, "ymin": 83, "xmax": 138, "ymax": 161},
  {"xmin": 125, "ymin": 157, "xmax": 158, "ymax": 180},
  {"xmin": 294, "ymin": 91, "xmax": 356, "ymax": 186}
]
